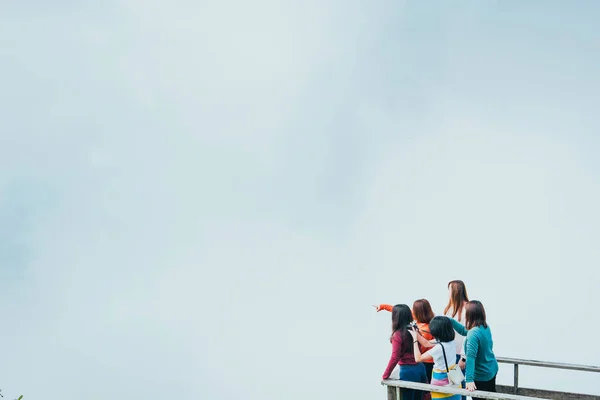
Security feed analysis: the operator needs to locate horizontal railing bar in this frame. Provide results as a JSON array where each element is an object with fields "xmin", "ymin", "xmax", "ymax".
[
  {"xmin": 382, "ymin": 380, "xmax": 549, "ymax": 400},
  {"xmin": 497, "ymin": 385, "xmax": 600, "ymax": 400},
  {"xmin": 497, "ymin": 357, "xmax": 600, "ymax": 373}
]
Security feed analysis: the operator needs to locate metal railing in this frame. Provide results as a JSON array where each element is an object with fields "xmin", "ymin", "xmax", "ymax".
[
  {"xmin": 382, "ymin": 357, "xmax": 600, "ymax": 400},
  {"xmin": 381, "ymin": 379, "xmax": 548, "ymax": 400},
  {"xmin": 496, "ymin": 357, "xmax": 600, "ymax": 399}
]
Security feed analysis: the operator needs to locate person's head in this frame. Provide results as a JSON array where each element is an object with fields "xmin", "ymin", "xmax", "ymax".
[
  {"xmin": 412, "ymin": 299, "xmax": 435, "ymax": 324},
  {"xmin": 465, "ymin": 300, "xmax": 488, "ymax": 330},
  {"xmin": 391, "ymin": 304, "xmax": 413, "ymax": 333},
  {"xmin": 390, "ymin": 304, "xmax": 414, "ymax": 352},
  {"xmin": 428, "ymin": 316, "xmax": 455, "ymax": 343},
  {"xmin": 444, "ymin": 280, "xmax": 470, "ymax": 319}
]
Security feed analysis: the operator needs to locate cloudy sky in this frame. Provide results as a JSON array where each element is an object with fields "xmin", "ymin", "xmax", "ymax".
[{"xmin": 1, "ymin": 1, "xmax": 599, "ymax": 399}]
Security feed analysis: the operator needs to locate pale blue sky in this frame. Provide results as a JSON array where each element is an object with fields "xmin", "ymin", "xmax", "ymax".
[{"xmin": 1, "ymin": 1, "xmax": 599, "ymax": 399}]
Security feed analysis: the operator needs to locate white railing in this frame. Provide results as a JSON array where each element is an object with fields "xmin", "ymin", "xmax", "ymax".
[
  {"xmin": 496, "ymin": 357, "xmax": 600, "ymax": 399},
  {"xmin": 381, "ymin": 379, "xmax": 549, "ymax": 400},
  {"xmin": 382, "ymin": 357, "xmax": 600, "ymax": 400}
]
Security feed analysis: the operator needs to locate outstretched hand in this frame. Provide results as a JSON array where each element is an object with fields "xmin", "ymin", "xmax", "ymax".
[{"xmin": 372, "ymin": 304, "xmax": 382, "ymax": 312}]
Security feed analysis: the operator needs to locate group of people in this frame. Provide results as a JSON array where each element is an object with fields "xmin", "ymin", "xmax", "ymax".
[{"xmin": 376, "ymin": 280, "xmax": 498, "ymax": 400}]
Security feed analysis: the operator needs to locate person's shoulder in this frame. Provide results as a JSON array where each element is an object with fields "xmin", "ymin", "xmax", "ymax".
[
  {"xmin": 467, "ymin": 325, "xmax": 491, "ymax": 337},
  {"xmin": 466, "ymin": 327, "xmax": 479, "ymax": 338},
  {"xmin": 443, "ymin": 341, "xmax": 455, "ymax": 352},
  {"xmin": 428, "ymin": 342, "xmax": 441, "ymax": 355},
  {"xmin": 417, "ymin": 323, "xmax": 433, "ymax": 338},
  {"xmin": 460, "ymin": 306, "xmax": 467, "ymax": 320}
]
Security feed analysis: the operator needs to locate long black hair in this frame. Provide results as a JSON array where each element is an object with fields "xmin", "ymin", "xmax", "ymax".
[
  {"xmin": 428, "ymin": 316, "xmax": 456, "ymax": 343},
  {"xmin": 391, "ymin": 304, "xmax": 413, "ymax": 354}
]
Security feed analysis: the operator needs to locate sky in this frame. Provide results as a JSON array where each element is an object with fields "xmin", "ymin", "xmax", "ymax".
[{"xmin": 1, "ymin": 1, "xmax": 599, "ymax": 399}]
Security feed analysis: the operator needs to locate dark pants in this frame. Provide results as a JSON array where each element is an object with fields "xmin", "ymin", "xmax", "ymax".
[
  {"xmin": 399, "ymin": 363, "xmax": 428, "ymax": 400},
  {"xmin": 424, "ymin": 362, "xmax": 433, "ymax": 383},
  {"xmin": 455, "ymin": 355, "xmax": 466, "ymax": 400},
  {"xmin": 423, "ymin": 362, "xmax": 433, "ymax": 400},
  {"xmin": 471, "ymin": 374, "xmax": 496, "ymax": 400}
]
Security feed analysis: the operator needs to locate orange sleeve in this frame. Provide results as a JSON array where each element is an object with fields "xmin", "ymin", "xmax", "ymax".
[{"xmin": 377, "ymin": 304, "xmax": 393, "ymax": 312}]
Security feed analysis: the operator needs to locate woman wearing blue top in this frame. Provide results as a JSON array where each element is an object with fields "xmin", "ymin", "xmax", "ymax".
[{"xmin": 450, "ymin": 300, "xmax": 498, "ymax": 400}]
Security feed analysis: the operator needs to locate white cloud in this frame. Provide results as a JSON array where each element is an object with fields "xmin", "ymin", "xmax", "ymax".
[{"xmin": 1, "ymin": 1, "xmax": 600, "ymax": 399}]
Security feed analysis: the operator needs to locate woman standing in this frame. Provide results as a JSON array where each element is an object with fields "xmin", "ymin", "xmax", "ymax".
[
  {"xmin": 374, "ymin": 300, "xmax": 436, "ymax": 380},
  {"xmin": 443, "ymin": 280, "xmax": 469, "ymax": 363},
  {"xmin": 412, "ymin": 300, "xmax": 436, "ymax": 387},
  {"xmin": 382, "ymin": 304, "xmax": 429, "ymax": 400},
  {"xmin": 443, "ymin": 280, "xmax": 469, "ymax": 399},
  {"xmin": 450, "ymin": 301, "xmax": 498, "ymax": 400},
  {"xmin": 411, "ymin": 316, "xmax": 462, "ymax": 400}
]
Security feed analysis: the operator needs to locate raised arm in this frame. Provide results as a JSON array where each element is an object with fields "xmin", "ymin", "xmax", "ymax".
[
  {"xmin": 450, "ymin": 318, "xmax": 468, "ymax": 336},
  {"xmin": 410, "ymin": 329, "xmax": 433, "ymax": 363},
  {"xmin": 416, "ymin": 330, "xmax": 435, "ymax": 348},
  {"xmin": 373, "ymin": 304, "xmax": 393, "ymax": 312}
]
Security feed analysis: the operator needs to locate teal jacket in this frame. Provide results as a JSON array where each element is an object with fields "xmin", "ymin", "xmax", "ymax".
[{"xmin": 451, "ymin": 319, "xmax": 499, "ymax": 382}]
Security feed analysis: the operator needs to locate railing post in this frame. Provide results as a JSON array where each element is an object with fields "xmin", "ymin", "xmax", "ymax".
[
  {"xmin": 386, "ymin": 385, "xmax": 400, "ymax": 400},
  {"xmin": 513, "ymin": 363, "xmax": 519, "ymax": 394}
]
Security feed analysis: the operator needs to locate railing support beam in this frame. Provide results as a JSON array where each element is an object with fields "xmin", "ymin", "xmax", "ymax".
[
  {"xmin": 382, "ymin": 379, "xmax": 549, "ymax": 400},
  {"xmin": 513, "ymin": 363, "xmax": 519, "ymax": 394}
]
